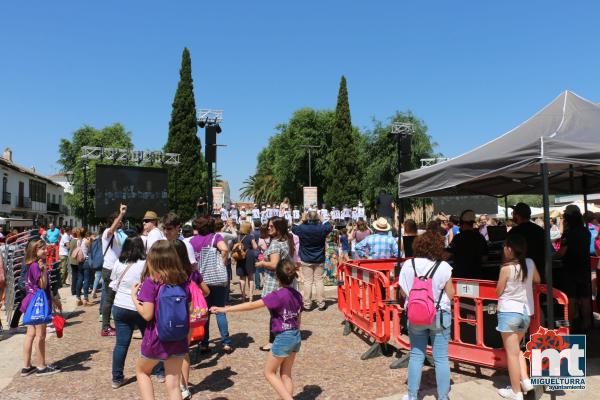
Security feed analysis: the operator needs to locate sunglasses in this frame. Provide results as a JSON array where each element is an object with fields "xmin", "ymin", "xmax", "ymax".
[{"xmin": 143, "ymin": 219, "xmax": 155, "ymax": 223}]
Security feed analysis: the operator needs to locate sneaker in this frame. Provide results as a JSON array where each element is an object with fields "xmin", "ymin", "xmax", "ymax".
[
  {"xmin": 46, "ymin": 326, "xmax": 56, "ymax": 334},
  {"xmin": 318, "ymin": 304, "xmax": 328, "ymax": 311},
  {"xmin": 181, "ymin": 385, "xmax": 191, "ymax": 399},
  {"xmin": 101, "ymin": 327, "xmax": 116, "ymax": 337},
  {"xmin": 498, "ymin": 386, "xmax": 523, "ymax": 399},
  {"xmin": 112, "ymin": 378, "xmax": 124, "ymax": 389},
  {"xmin": 521, "ymin": 379, "xmax": 534, "ymax": 393},
  {"xmin": 76, "ymin": 299, "xmax": 83, "ymax": 306},
  {"xmin": 156, "ymin": 374, "xmax": 165, "ymax": 383},
  {"xmin": 98, "ymin": 314, "xmax": 103, "ymax": 322},
  {"xmin": 20, "ymin": 366, "xmax": 37, "ymax": 377},
  {"xmin": 36, "ymin": 364, "xmax": 61, "ymax": 376}
]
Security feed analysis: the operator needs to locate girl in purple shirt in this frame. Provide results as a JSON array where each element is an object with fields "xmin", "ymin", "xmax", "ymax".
[
  {"xmin": 21, "ymin": 239, "xmax": 62, "ymax": 377},
  {"xmin": 131, "ymin": 240, "xmax": 191, "ymax": 400},
  {"xmin": 211, "ymin": 259, "xmax": 303, "ymax": 400}
]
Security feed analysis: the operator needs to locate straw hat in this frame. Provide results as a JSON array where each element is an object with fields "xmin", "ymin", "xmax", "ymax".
[
  {"xmin": 372, "ymin": 217, "xmax": 392, "ymax": 232},
  {"xmin": 143, "ymin": 211, "xmax": 158, "ymax": 221}
]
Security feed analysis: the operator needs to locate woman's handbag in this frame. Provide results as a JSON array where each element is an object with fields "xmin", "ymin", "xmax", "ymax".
[
  {"xmin": 199, "ymin": 234, "xmax": 228, "ymax": 286},
  {"xmin": 23, "ymin": 289, "xmax": 52, "ymax": 325}
]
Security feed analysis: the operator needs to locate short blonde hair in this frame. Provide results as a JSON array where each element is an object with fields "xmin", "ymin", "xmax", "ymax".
[{"xmin": 239, "ymin": 222, "xmax": 252, "ymax": 235}]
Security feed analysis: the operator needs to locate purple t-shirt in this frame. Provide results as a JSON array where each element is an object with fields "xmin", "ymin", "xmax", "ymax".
[
  {"xmin": 20, "ymin": 262, "xmax": 52, "ymax": 314},
  {"xmin": 137, "ymin": 277, "xmax": 191, "ymax": 360},
  {"xmin": 189, "ymin": 233, "xmax": 224, "ymax": 262},
  {"xmin": 262, "ymin": 287, "xmax": 303, "ymax": 333}
]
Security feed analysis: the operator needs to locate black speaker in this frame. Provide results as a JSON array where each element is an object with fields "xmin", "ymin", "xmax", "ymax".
[{"xmin": 205, "ymin": 125, "xmax": 217, "ymax": 163}]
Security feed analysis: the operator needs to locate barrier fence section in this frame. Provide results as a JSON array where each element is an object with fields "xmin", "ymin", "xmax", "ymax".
[
  {"xmin": 339, "ymin": 259, "xmax": 570, "ymax": 370},
  {"xmin": 337, "ymin": 260, "xmax": 394, "ymax": 347}
]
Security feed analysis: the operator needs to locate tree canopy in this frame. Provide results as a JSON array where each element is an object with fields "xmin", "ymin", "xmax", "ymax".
[
  {"xmin": 164, "ymin": 48, "xmax": 206, "ymax": 221},
  {"xmin": 58, "ymin": 123, "xmax": 133, "ymax": 225},
  {"xmin": 243, "ymin": 78, "xmax": 438, "ymax": 211}
]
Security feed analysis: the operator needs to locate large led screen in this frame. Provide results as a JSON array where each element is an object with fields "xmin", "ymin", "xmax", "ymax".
[{"xmin": 95, "ymin": 165, "xmax": 168, "ymax": 219}]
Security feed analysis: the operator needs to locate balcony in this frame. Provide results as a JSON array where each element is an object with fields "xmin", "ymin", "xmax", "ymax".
[
  {"xmin": 60, "ymin": 205, "xmax": 69, "ymax": 215},
  {"xmin": 2, "ymin": 191, "xmax": 10, "ymax": 205},
  {"xmin": 47, "ymin": 202, "xmax": 60, "ymax": 214},
  {"xmin": 14, "ymin": 195, "xmax": 31, "ymax": 209}
]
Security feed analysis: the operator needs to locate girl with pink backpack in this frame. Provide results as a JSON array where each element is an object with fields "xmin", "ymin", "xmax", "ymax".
[{"xmin": 398, "ymin": 231, "xmax": 455, "ymax": 400}]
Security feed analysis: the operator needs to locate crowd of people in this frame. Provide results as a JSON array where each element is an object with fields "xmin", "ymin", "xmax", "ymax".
[{"xmin": 0, "ymin": 194, "xmax": 597, "ymax": 400}]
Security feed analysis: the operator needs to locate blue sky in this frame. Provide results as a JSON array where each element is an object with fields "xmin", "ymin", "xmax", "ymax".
[{"xmin": 1, "ymin": 1, "xmax": 600, "ymax": 200}]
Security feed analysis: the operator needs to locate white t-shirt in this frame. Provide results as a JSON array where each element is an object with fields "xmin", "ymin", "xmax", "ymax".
[
  {"xmin": 498, "ymin": 259, "xmax": 533, "ymax": 314},
  {"xmin": 399, "ymin": 258, "xmax": 453, "ymax": 312},
  {"xmin": 179, "ymin": 235, "xmax": 197, "ymax": 265},
  {"xmin": 110, "ymin": 259, "xmax": 145, "ymax": 311},
  {"xmin": 102, "ymin": 229, "xmax": 123, "ymax": 270},
  {"xmin": 59, "ymin": 233, "xmax": 71, "ymax": 256},
  {"xmin": 252, "ymin": 208, "xmax": 260, "ymax": 219},
  {"xmin": 146, "ymin": 227, "xmax": 165, "ymax": 253},
  {"xmin": 293, "ymin": 209, "xmax": 300, "ymax": 220}
]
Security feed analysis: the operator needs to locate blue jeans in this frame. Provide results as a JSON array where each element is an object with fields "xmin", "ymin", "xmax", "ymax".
[
  {"xmin": 255, "ymin": 268, "xmax": 263, "ymax": 289},
  {"xmin": 203, "ymin": 285, "xmax": 231, "ymax": 346},
  {"xmin": 407, "ymin": 311, "xmax": 451, "ymax": 400},
  {"xmin": 92, "ymin": 270, "xmax": 102, "ymax": 292},
  {"xmin": 76, "ymin": 267, "xmax": 92, "ymax": 301},
  {"xmin": 112, "ymin": 305, "xmax": 147, "ymax": 381}
]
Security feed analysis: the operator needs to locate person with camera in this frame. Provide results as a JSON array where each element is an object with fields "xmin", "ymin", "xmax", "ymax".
[{"xmin": 291, "ymin": 211, "xmax": 332, "ymax": 311}]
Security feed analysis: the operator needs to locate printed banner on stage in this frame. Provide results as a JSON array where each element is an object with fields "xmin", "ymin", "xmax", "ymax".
[
  {"xmin": 303, "ymin": 186, "xmax": 318, "ymax": 209},
  {"xmin": 213, "ymin": 186, "xmax": 224, "ymax": 211}
]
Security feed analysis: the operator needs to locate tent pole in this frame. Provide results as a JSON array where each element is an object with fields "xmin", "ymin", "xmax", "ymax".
[
  {"xmin": 583, "ymin": 174, "xmax": 589, "ymax": 214},
  {"xmin": 541, "ymin": 163, "xmax": 554, "ymax": 329},
  {"xmin": 504, "ymin": 196, "xmax": 509, "ymax": 220}
]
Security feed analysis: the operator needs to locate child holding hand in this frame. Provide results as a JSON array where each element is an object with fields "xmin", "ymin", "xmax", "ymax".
[{"xmin": 211, "ymin": 259, "xmax": 303, "ymax": 400}]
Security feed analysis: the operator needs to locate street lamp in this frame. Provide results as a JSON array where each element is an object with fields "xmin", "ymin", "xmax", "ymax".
[{"xmin": 299, "ymin": 144, "xmax": 320, "ymax": 187}]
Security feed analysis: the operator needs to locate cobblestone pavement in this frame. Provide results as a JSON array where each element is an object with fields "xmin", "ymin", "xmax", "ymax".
[{"xmin": 0, "ymin": 284, "xmax": 495, "ymax": 400}]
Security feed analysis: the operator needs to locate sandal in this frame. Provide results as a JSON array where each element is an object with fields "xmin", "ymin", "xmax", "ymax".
[
  {"xmin": 223, "ymin": 344, "xmax": 234, "ymax": 354},
  {"xmin": 259, "ymin": 344, "xmax": 272, "ymax": 352},
  {"xmin": 199, "ymin": 345, "xmax": 211, "ymax": 354}
]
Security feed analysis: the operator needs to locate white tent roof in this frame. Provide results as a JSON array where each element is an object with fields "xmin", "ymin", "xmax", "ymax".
[{"xmin": 399, "ymin": 91, "xmax": 600, "ymax": 198}]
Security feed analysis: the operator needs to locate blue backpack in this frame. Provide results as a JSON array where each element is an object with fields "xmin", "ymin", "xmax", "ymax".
[
  {"xmin": 86, "ymin": 236, "xmax": 110, "ymax": 270},
  {"xmin": 156, "ymin": 284, "xmax": 189, "ymax": 342}
]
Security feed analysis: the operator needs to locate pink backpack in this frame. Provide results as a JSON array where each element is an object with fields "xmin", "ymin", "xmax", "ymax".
[
  {"xmin": 406, "ymin": 259, "xmax": 444, "ymax": 326},
  {"xmin": 189, "ymin": 281, "xmax": 209, "ymax": 328}
]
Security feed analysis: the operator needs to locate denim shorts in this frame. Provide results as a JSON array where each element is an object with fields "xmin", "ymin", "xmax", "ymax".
[
  {"xmin": 496, "ymin": 311, "xmax": 530, "ymax": 333},
  {"xmin": 271, "ymin": 329, "xmax": 301, "ymax": 357}
]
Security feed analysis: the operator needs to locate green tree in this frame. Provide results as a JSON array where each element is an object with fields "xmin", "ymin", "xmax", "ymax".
[
  {"xmin": 362, "ymin": 111, "xmax": 438, "ymax": 213},
  {"xmin": 242, "ymin": 108, "xmax": 336, "ymax": 205},
  {"xmin": 58, "ymin": 124, "xmax": 133, "ymax": 225},
  {"xmin": 323, "ymin": 76, "xmax": 361, "ymax": 207},
  {"xmin": 164, "ymin": 48, "xmax": 206, "ymax": 220}
]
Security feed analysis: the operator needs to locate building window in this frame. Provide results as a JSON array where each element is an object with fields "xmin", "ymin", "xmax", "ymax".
[
  {"xmin": 59, "ymin": 194, "xmax": 62, "ymax": 205},
  {"xmin": 52, "ymin": 194, "xmax": 56, "ymax": 203},
  {"xmin": 29, "ymin": 180, "xmax": 47, "ymax": 203},
  {"xmin": 2, "ymin": 176, "xmax": 6, "ymax": 194}
]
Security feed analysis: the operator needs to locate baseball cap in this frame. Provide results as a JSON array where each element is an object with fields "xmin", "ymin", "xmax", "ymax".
[{"xmin": 510, "ymin": 203, "xmax": 531, "ymax": 218}]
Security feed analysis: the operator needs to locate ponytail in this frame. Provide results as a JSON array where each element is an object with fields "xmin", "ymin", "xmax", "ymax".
[{"xmin": 503, "ymin": 233, "xmax": 529, "ymax": 282}]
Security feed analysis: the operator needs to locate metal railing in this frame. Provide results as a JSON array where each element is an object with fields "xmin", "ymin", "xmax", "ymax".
[
  {"xmin": 47, "ymin": 202, "xmax": 60, "ymax": 213},
  {"xmin": 14, "ymin": 195, "xmax": 31, "ymax": 209}
]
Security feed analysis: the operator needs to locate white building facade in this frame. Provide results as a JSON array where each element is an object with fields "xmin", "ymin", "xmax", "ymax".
[{"xmin": 0, "ymin": 148, "xmax": 72, "ymax": 227}]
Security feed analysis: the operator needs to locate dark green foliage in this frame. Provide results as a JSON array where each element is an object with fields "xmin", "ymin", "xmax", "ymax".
[
  {"xmin": 164, "ymin": 48, "xmax": 206, "ymax": 220},
  {"xmin": 362, "ymin": 111, "xmax": 437, "ymax": 213},
  {"xmin": 58, "ymin": 124, "xmax": 133, "ymax": 225},
  {"xmin": 323, "ymin": 76, "xmax": 361, "ymax": 207}
]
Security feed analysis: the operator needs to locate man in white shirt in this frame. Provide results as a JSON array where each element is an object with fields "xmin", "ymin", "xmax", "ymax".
[
  {"xmin": 143, "ymin": 210, "xmax": 165, "ymax": 253},
  {"xmin": 162, "ymin": 212, "xmax": 196, "ymax": 266},
  {"xmin": 101, "ymin": 204, "xmax": 127, "ymax": 336},
  {"xmin": 292, "ymin": 206, "xmax": 301, "ymax": 222},
  {"xmin": 342, "ymin": 205, "xmax": 351, "ymax": 222},
  {"xmin": 357, "ymin": 202, "xmax": 366, "ymax": 221},
  {"xmin": 265, "ymin": 205, "xmax": 273, "ymax": 219},
  {"xmin": 331, "ymin": 207, "xmax": 341, "ymax": 224},
  {"xmin": 229, "ymin": 205, "xmax": 239, "ymax": 222},
  {"xmin": 319, "ymin": 204, "xmax": 330, "ymax": 222},
  {"xmin": 252, "ymin": 204, "xmax": 260, "ymax": 220},
  {"xmin": 58, "ymin": 226, "xmax": 72, "ymax": 285},
  {"xmin": 220, "ymin": 206, "xmax": 229, "ymax": 221}
]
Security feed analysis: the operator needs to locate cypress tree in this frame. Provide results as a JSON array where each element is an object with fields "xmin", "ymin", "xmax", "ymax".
[
  {"xmin": 164, "ymin": 48, "xmax": 206, "ymax": 220},
  {"xmin": 324, "ymin": 76, "xmax": 360, "ymax": 207}
]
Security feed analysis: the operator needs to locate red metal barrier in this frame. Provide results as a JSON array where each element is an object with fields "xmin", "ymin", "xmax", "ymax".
[
  {"xmin": 389, "ymin": 279, "xmax": 570, "ymax": 369},
  {"xmin": 46, "ymin": 244, "xmax": 59, "ymax": 266},
  {"xmin": 337, "ymin": 261, "xmax": 392, "ymax": 345},
  {"xmin": 338, "ymin": 258, "xmax": 571, "ymax": 369}
]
